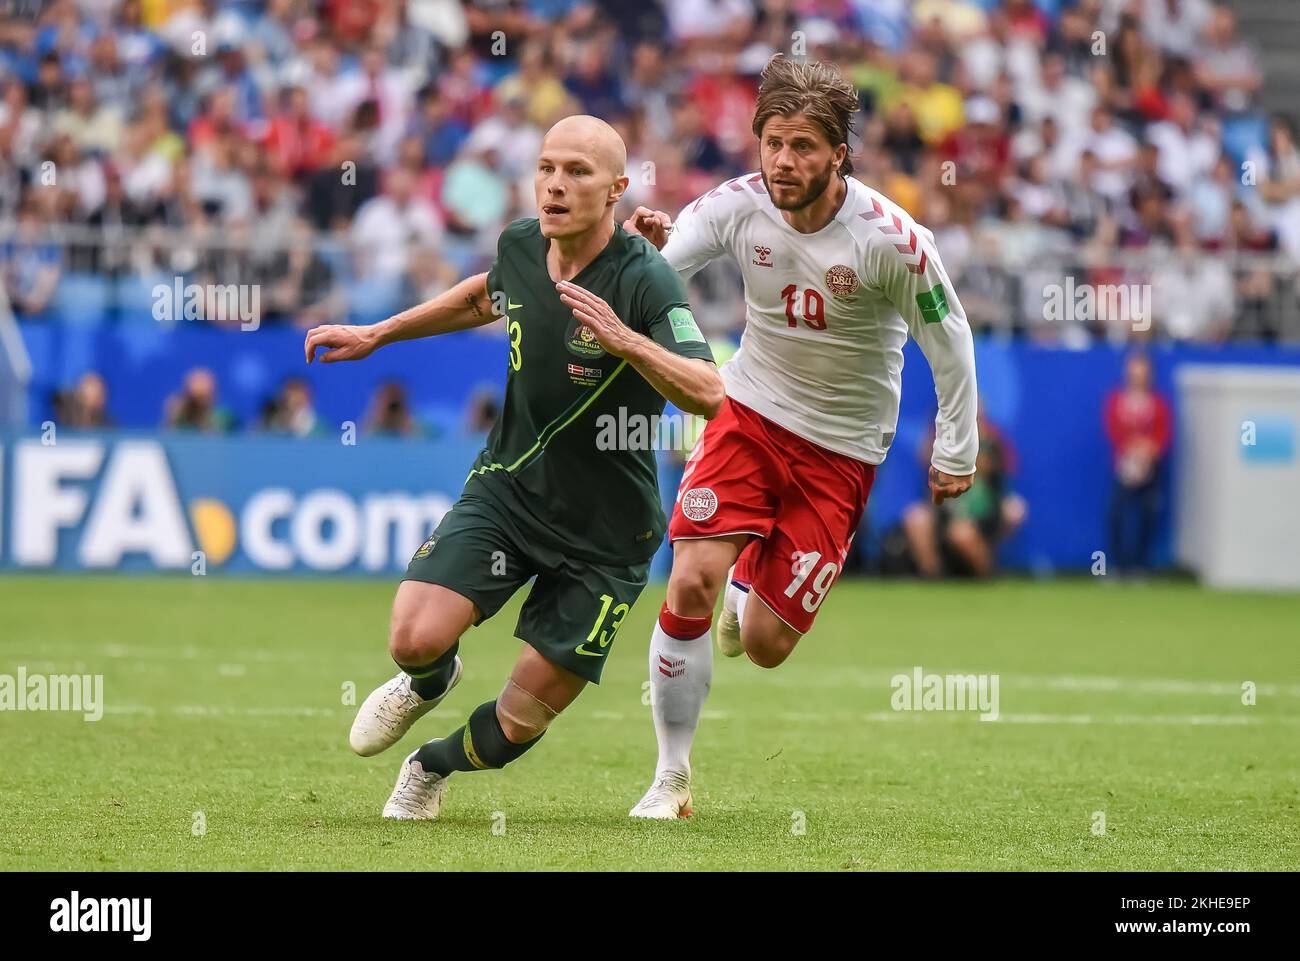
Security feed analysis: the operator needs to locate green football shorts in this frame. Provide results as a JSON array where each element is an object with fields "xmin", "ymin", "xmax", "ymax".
[{"xmin": 404, "ymin": 491, "xmax": 651, "ymax": 684}]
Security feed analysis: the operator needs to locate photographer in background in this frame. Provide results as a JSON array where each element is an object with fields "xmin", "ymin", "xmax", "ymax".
[
  {"xmin": 1104, "ymin": 352, "xmax": 1172, "ymax": 576},
  {"xmin": 900, "ymin": 413, "xmax": 1026, "ymax": 579},
  {"xmin": 164, "ymin": 367, "xmax": 236, "ymax": 433}
]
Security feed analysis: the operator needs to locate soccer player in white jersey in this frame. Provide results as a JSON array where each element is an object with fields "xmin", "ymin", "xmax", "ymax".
[{"xmin": 623, "ymin": 55, "xmax": 980, "ymax": 818}]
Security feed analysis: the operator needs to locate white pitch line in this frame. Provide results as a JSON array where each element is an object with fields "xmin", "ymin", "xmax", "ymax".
[
  {"xmin": 103, "ymin": 704, "xmax": 340, "ymax": 718},
  {"xmin": 4, "ymin": 643, "xmax": 1297, "ymax": 698},
  {"xmin": 87, "ymin": 705, "xmax": 1297, "ymax": 726},
  {"xmin": 771, "ymin": 711, "xmax": 1287, "ymax": 726},
  {"xmin": 0, "ymin": 642, "xmax": 311, "ymax": 665},
  {"xmin": 733, "ymin": 669, "xmax": 1300, "ymax": 699},
  {"xmin": 857, "ymin": 711, "xmax": 1274, "ymax": 726}
]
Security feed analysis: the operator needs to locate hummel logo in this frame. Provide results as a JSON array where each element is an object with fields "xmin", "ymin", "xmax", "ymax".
[
  {"xmin": 658, "ymin": 654, "xmax": 685, "ymax": 678},
  {"xmin": 752, "ymin": 245, "xmax": 773, "ymax": 268}
]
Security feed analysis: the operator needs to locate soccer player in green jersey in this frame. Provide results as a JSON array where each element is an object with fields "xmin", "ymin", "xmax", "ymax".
[{"xmin": 303, "ymin": 115, "xmax": 724, "ymax": 820}]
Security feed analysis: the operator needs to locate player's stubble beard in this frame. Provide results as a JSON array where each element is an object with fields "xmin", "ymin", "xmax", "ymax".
[{"xmin": 761, "ymin": 158, "xmax": 837, "ymax": 212}]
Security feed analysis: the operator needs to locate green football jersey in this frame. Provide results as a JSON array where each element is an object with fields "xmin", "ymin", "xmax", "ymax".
[{"xmin": 471, "ymin": 218, "xmax": 714, "ymax": 564}]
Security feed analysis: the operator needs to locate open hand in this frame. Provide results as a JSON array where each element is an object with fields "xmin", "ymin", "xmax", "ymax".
[
  {"xmin": 304, "ymin": 324, "xmax": 380, "ymax": 364},
  {"xmin": 557, "ymin": 281, "xmax": 640, "ymax": 358}
]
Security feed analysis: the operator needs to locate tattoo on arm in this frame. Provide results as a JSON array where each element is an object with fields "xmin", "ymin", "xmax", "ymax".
[{"xmin": 465, "ymin": 293, "xmax": 484, "ymax": 319}]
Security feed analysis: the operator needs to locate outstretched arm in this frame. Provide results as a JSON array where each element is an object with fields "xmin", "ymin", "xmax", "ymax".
[
  {"xmin": 875, "ymin": 229, "xmax": 979, "ymax": 502},
  {"xmin": 557, "ymin": 281, "xmax": 724, "ymax": 418},
  {"xmin": 305, "ymin": 272, "xmax": 493, "ymax": 363}
]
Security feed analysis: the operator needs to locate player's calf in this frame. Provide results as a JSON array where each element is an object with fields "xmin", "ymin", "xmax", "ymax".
[
  {"xmin": 494, "ymin": 679, "xmax": 559, "ymax": 743},
  {"xmin": 411, "ymin": 697, "xmax": 547, "ymax": 776},
  {"xmin": 739, "ymin": 592, "xmax": 802, "ymax": 668}
]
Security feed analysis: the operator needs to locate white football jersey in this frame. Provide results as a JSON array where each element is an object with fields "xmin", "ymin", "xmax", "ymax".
[{"xmin": 662, "ymin": 172, "xmax": 979, "ymax": 474}]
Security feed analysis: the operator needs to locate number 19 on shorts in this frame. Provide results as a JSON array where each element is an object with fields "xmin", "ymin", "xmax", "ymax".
[{"xmin": 784, "ymin": 551, "xmax": 837, "ymax": 613}]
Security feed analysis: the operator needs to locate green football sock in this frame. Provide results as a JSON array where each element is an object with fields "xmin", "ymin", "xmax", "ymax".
[
  {"xmin": 396, "ymin": 641, "xmax": 459, "ymax": 700},
  {"xmin": 413, "ymin": 699, "xmax": 543, "ymax": 777}
]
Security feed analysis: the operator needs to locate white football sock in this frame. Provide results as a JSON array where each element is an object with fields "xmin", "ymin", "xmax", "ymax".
[
  {"xmin": 648, "ymin": 620, "xmax": 712, "ymax": 778},
  {"xmin": 731, "ymin": 581, "xmax": 750, "ymax": 630}
]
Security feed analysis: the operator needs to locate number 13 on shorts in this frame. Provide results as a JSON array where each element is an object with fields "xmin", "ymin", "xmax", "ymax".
[{"xmin": 783, "ymin": 551, "xmax": 839, "ymax": 613}]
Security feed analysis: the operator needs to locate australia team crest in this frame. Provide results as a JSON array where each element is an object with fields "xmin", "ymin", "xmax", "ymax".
[{"xmin": 567, "ymin": 321, "xmax": 604, "ymax": 358}]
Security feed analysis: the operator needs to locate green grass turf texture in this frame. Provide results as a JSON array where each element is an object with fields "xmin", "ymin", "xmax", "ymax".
[{"xmin": 1, "ymin": 575, "xmax": 1297, "ymax": 871}]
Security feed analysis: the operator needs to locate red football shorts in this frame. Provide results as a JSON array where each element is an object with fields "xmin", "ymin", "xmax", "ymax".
[{"xmin": 668, "ymin": 398, "xmax": 876, "ymax": 633}]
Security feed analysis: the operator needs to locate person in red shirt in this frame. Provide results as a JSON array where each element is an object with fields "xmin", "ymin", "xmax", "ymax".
[
  {"xmin": 263, "ymin": 85, "xmax": 336, "ymax": 181},
  {"xmin": 1104, "ymin": 352, "xmax": 1172, "ymax": 574},
  {"xmin": 938, "ymin": 97, "xmax": 1012, "ymax": 218}
]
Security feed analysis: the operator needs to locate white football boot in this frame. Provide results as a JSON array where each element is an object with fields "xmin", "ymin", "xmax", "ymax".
[
  {"xmin": 716, "ymin": 570, "xmax": 746, "ymax": 658},
  {"xmin": 382, "ymin": 752, "xmax": 448, "ymax": 820},
  {"xmin": 349, "ymin": 657, "xmax": 463, "ymax": 757},
  {"xmin": 628, "ymin": 770, "xmax": 693, "ymax": 819}
]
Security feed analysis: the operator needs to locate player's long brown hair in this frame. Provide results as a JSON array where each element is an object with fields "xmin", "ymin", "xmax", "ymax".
[{"xmin": 751, "ymin": 54, "xmax": 860, "ymax": 177}]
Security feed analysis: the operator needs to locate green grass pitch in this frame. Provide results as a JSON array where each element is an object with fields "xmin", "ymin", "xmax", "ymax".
[{"xmin": 1, "ymin": 575, "xmax": 1297, "ymax": 871}]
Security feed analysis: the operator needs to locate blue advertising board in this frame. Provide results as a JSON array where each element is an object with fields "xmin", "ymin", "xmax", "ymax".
[
  {"xmin": 0, "ymin": 432, "xmax": 484, "ymax": 575},
  {"xmin": 8, "ymin": 323, "xmax": 1300, "ymax": 575}
]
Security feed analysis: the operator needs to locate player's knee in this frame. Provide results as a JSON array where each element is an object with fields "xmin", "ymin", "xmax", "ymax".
[
  {"xmin": 387, "ymin": 612, "xmax": 457, "ymax": 667},
  {"xmin": 495, "ymin": 680, "xmax": 559, "ymax": 744},
  {"xmin": 667, "ymin": 564, "xmax": 725, "ymax": 617}
]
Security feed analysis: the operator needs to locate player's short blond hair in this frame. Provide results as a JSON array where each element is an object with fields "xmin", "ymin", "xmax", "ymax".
[{"xmin": 751, "ymin": 55, "xmax": 860, "ymax": 177}]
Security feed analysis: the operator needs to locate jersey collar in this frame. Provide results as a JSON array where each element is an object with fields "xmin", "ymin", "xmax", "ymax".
[
  {"xmin": 541, "ymin": 221, "xmax": 625, "ymax": 286},
  {"xmin": 766, "ymin": 174, "xmax": 858, "ymax": 240}
]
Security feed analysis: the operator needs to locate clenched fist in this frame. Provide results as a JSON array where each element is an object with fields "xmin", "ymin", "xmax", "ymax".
[
  {"xmin": 929, "ymin": 466, "xmax": 974, "ymax": 504},
  {"xmin": 622, "ymin": 206, "xmax": 673, "ymax": 251}
]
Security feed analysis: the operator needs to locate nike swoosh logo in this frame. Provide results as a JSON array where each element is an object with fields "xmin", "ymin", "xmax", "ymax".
[
  {"xmin": 507, "ymin": 301, "xmax": 524, "ymax": 310},
  {"xmin": 573, "ymin": 643, "xmax": 605, "ymax": 658}
]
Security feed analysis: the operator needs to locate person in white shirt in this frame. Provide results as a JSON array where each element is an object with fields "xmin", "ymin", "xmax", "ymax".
[
  {"xmin": 350, "ymin": 167, "xmax": 443, "ymax": 279},
  {"xmin": 1141, "ymin": 0, "xmax": 1212, "ymax": 59},
  {"xmin": 623, "ymin": 55, "xmax": 979, "ymax": 819},
  {"xmin": 333, "ymin": 44, "xmax": 416, "ymax": 167},
  {"xmin": 1147, "ymin": 92, "xmax": 1220, "ymax": 198},
  {"xmin": 1080, "ymin": 106, "xmax": 1138, "ymax": 204}
]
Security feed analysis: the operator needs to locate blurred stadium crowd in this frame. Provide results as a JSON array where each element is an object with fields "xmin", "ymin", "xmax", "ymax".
[{"xmin": 2, "ymin": 0, "xmax": 1299, "ymax": 347}]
